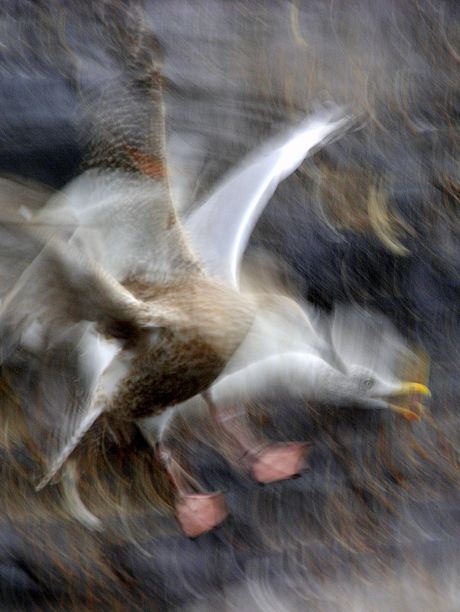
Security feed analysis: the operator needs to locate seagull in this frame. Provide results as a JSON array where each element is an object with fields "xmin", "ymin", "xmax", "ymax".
[
  {"xmin": 138, "ymin": 120, "xmax": 431, "ymax": 534},
  {"xmin": 154, "ymin": 280, "xmax": 430, "ymax": 531}
]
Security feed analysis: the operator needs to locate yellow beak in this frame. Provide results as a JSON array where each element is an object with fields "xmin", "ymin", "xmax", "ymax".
[
  {"xmin": 393, "ymin": 382, "xmax": 431, "ymax": 397},
  {"xmin": 388, "ymin": 381, "xmax": 431, "ymax": 421}
]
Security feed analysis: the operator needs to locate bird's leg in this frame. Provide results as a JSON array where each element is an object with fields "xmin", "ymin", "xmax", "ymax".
[
  {"xmin": 157, "ymin": 437, "xmax": 228, "ymax": 538},
  {"xmin": 202, "ymin": 390, "xmax": 309, "ymax": 485}
]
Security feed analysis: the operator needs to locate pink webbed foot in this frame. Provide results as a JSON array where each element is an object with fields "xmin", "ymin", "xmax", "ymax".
[
  {"xmin": 175, "ymin": 491, "xmax": 229, "ymax": 538},
  {"xmin": 249, "ymin": 442, "xmax": 309, "ymax": 484},
  {"xmin": 202, "ymin": 393, "xmax": 310, "ymax": 485},
  {"xmin": 158, "ymin": 444, "xmax": 229, "ymax": 537}
]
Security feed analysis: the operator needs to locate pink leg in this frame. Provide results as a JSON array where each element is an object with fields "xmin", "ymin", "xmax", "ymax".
[
  {"xmin": 249, "ymin": 441, "xmax": 309, "ymax": 484},
  {"xmin": 202, "ymin": 391, "xmax": 309, "ymax": 484},
  {"xmin": 158, "ymin": 445, "xmax": 229, "ymax": 538},
  {"xmin": 175, "ymin": 491, "xmax": 229, "ymax": 538}
]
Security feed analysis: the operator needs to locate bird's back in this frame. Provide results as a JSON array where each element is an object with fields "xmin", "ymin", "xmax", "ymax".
[{"xmin": 110, "ymin": 273, "xmax": 256, "ymax": 419}]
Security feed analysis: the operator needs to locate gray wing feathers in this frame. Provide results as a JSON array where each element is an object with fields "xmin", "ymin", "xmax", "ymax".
[
  {"xmin": 36, "ymin": 401, "xmax": 104, "ymax": 491},
  {"xmin": 37, "ymin": 342, "xmax": 135, "ymax": 489},
  {"xmin": 45, "ymin": 169, "xmax": 199, "ymax": 282},
  {"xmin": 0, "ymin": 234, "xmax": 183, "ymax": 364},
  {"xmin": 330, "ymin": 305, "xmax": 409, "ymax": 381}
]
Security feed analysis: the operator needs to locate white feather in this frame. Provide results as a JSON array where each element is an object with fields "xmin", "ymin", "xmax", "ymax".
[{"xmin": 186, "ymin": 111, "xmax": 351, "ymax": 287}]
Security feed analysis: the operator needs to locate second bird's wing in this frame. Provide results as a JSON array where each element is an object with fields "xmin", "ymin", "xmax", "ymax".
[{"xmin": 185, "ymin": 111, "xmax": 351, "ymax": 288}]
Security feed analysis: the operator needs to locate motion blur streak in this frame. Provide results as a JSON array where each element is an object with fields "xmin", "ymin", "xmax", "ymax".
[{"xmin": 0, "ymin": 0, "xmax": 458, "ymax": 610}]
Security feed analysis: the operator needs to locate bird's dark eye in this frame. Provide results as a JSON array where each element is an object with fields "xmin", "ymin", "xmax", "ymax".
[{"xmin": 362, "ymin": 378, "xmax": 374, "ymax": 390}]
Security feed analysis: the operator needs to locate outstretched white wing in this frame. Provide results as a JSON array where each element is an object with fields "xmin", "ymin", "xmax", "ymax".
[{"xmin": 186, "ymin": 111, "xmax": 351, "ymax": 287}]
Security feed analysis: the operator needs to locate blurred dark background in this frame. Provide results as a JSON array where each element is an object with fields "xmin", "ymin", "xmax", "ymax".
[{"xmin": 0, "ymin": 1, "xmax": 460, "ymax": 610}]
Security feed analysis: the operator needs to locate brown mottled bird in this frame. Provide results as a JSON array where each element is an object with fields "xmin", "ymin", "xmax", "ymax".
[
  {"xmin": 0, "ymin": 170, "xmax": 254, "ymax": 489},
  {"xmin": 0, "ymin": 87, "xmax": 349, "ymax": 536}
]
